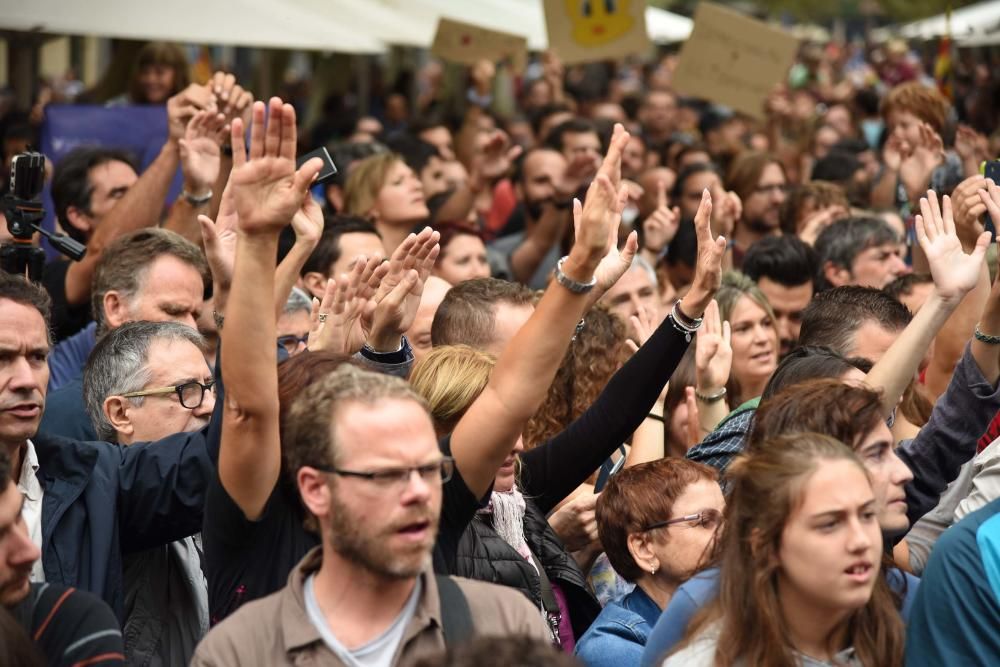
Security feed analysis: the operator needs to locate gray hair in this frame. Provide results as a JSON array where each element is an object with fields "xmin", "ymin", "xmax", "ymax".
[
  {"xmin": 629, "ymin": 254, "xmax": 658, "ymax": 289},
  {"xmin": 83, "ymin": 321, "xmax": 206, "ymax": 442},
  {"xmin": 284, "ymin": 287, "xmax": 313, "ymax": 315},
  {"xmin": 814, "ymin": 216, "xmax": 898, "ymax": 291}
]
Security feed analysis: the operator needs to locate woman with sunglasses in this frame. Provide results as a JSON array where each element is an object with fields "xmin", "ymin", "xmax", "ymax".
[{"xmin": 574, "ymin": 459, "xmax": 723, "ymax": 666}]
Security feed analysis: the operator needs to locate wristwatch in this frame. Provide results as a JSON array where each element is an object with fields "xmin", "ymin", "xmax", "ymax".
[{"xmin": 553, "ymin": 256, "xmax": 596, "ymax": 294}]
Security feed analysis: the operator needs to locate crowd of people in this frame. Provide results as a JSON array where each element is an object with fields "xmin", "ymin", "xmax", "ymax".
[{"xmin": 1, "ymin": 33, "xmax": 1000, "ymax": 666}]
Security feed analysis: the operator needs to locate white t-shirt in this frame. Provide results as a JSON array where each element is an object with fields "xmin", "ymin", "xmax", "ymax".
[{"xmin": 303, "ymin": 574, "xmax": 421, "ymax": 667}]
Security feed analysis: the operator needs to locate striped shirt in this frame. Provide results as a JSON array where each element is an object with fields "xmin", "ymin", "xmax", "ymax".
[{"xmin": 10, "ymin": 582, "xmax": 124, "ymax": 667}]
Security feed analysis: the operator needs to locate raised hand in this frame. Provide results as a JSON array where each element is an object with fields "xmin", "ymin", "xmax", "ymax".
[
  {"xmin": 167, "ymin": 83, "xmax": 216, "ymax": 143},
  {"xmin": 917, "ymin": 190, "xmax": 990, "ymax": 305},
  {"xmin": 900, "ymin": 124, "xmax": 945, "ymax": 201},
  {"xmin": 695, "ymin": 300, "xmax": 733, "ymax": 393},
  {"xmin": 951, "ymin": 175, "xmax": 989, "ymax": 249},
  {"xmin": 709, "ymin": 186, "xmax": 741, "ymax": 240},
  {"xmin": 680, "ymin": 190, "xmax": 728, "ymax": 317},
  {"xmin": 179, "ymin": 109, "xmax": 229, "ymax": 193},
  {"xmin": 309, "ymin": 257, "xmax": 383, "ymax": 354},
  {"xmin": 642, "ymin": 179, "xmax": 680, "ymax": 255},
  {"xmin": 197, "ymin": 176, "xmax": 239, "ymax": 310},
  {"xmin": 290, "ymin": 193, "xmax": 325, "ymax": 248},
  {"xmin": 229, "ymin": 97, "xmax": 323, "ymax": 235},
  {"xmin": 363, "ymin": 228, "xmax": 440, "ymax": 344},
  {"xmin": 474, "ymin": 130, "xmax": 523, "ymax": 183},
  {"xmin": 210, "ymin": 70, "xmax": 254, "ymax": 128},
  {"xmin": 882, "ymin": 134, "xmax": 905, "ymax": 173},
  {"xmin": 797, "ymin": 204, "xmax": 849, "ymax": 246},
  {"xmin": 571, "ymin": 124, "xmax": 631, "ymax": 267},
  {"xmin": 625, "ymin": 304, "xmax": 656, "ymax": 354}
]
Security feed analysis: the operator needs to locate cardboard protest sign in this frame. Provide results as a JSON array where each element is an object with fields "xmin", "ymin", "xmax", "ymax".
[
  {"xmin": 430, "ymin": 18, "xmax": 528, "ymax": 72},
  {"xmin": 672, "ymin": 2, "xmax": 799, "ymax": 119},
  {"xmin": 542, "ymin": 0, "xmax": 651, "ymax": 64}
]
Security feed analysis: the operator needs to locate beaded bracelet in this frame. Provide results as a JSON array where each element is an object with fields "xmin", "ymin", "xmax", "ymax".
[{"xmin": 975, "ymin": 324, "xmax": 1000, "ymax": 345}]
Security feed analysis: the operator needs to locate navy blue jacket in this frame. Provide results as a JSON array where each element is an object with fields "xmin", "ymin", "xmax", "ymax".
[{"xmin": 34, "ymin": 355, "xmax": 223, "ymax": 622}]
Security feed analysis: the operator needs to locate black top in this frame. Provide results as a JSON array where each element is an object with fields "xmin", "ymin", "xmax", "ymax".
[
  {"xmin": 11, "ymin": 582, "xmax": 124, "ymax": 667},
  {"xmin": 519, "ymin": 310, "xmax": 692, "ymax": 514},
  {"xmin": 42, "ymin": 259, "xmax": 92, "ymax": 342},
  {"xmin": 203, "ymin": 472, "xmax": 320, "ymax": 625},
  {"xmin": 202, "ymin": 439, "xmax": 482, "ymax": 626}
]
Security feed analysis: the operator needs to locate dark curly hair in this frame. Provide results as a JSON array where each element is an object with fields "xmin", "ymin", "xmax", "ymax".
[{"xmin": 524, "ymin": 304, "xmax": 629, "ymax": 478}]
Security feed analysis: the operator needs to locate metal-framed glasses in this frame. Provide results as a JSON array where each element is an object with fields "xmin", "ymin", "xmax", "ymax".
[
  {"xmin": 643, "ymin": 508, "xmax": 723, "ymax": 532},
  {"xmin": 314, "ymin": 457, "xmax": 455, "ymax": 490},
  {"xmin": 121, "ymin": 380, "xmax": 215, "ymax": 409},
  {"xmin": 277, "ymin": 334, "xmax": 309, "ymax": 354}
]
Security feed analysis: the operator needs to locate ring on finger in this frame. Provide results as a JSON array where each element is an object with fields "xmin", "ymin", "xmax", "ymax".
[{"xmin": 318, "ymin": 313, "xmax": 329, "ymax": 324}]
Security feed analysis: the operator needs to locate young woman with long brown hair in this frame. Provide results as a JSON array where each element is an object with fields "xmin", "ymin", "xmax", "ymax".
[{"xmin": 665, "ymin": 433, "xmax": 905, "ymax": 667}]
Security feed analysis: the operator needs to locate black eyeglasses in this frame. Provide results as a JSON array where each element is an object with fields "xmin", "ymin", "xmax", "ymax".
[
  {"xmin": 643, "ymin": 508, "xmax": 723, "ymax": 532},
  {"xmin": 277, "ymin": 334, "xmax": 309, "ymax": 354},
  {"xmin": 121, "ymin": 380, "xmax": 215, "ymax": 409},
  {"xmin": 314, "ymin": 457, "xmax": 455, "ymax": 490}
]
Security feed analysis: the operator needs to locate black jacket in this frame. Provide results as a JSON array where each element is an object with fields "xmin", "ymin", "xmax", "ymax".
[{"xmin": 452, "ymin": 500, "xmax": 601, "ymax": 639}]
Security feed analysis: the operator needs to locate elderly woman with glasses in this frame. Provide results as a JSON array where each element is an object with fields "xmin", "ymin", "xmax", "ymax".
[{"xmin": 574, "ymin": 458, "xmax": 723, "ymax": 667}]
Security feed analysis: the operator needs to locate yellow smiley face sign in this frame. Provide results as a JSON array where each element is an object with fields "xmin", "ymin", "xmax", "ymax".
[
  {"xmin": 565, "ymin": 0, "xmax": 635, "ymax": 47},
  {"xmin": 544, "ymin": 0, "xmax": 650, "ymax": 64}
]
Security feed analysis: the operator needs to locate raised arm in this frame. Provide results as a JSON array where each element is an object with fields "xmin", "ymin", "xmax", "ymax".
[
  {"xmin": 520, "ymin": 191, "xmax": 726, "ymax": 511},
  {"xmin": 864, "ymin": 190, "xmax": 990, "ymax": 415},
  {"xmin": 63, "ymin": 84, "xmax": 213, "ymax": 304},
  {"xmin": 163, "ymin": 109, "xmax": 229, "ymax": 243},
  {"xmin": 451, "ymin": 124, "xmax": 636, "ymax": 499},
  {"xmin": 218, "ymin": 98, "xmax": 322, "ymax": 520}
]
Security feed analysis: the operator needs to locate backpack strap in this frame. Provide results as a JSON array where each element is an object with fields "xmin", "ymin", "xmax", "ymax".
[{"xmin": 435, "ymin": 575, "xmax": 475, "ymax": 647}]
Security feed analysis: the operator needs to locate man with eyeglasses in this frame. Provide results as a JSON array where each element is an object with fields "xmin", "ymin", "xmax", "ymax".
[
  {"xmin": 726, "ymin": 151, "xmax": 788, "ymax": 268},
  {"xmin": 194, "ymin": 364, "xmax": 547, "ymax": 666},
  {"xmin": 80, "ymin": 319, "xmax": 215, "ymax": 666},
  {"xmin": 0, "ymin": 271, "xmax": 218, "ymax": 627},
  {"xmin": 40, "ymin": 227, "xmax": 210, "ymax": 441}
]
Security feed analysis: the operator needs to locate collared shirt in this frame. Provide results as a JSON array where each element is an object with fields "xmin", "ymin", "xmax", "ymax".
[
  {"xmin": 16, "ymin": 439, "xmax": 44, "ymax": 583},
  {"xmin": 192, "ymin": 546, "xmax": 549, "ymax": 666},
  {"xmin": 304, "ymin": 573, "xmax": 421, "ymax": 667}
]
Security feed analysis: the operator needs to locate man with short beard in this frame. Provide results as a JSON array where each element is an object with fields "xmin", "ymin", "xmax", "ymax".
[
  {"xmin": 726, "ymin": 151, "xmax": 788, "ymax": 268},
  {"xmin": 490, "ymin": 147, "xmax": 584, "ymax": 288},
  {"xmin": 193, "ymin": 367, "xmax": 547, "ymax": 666}
]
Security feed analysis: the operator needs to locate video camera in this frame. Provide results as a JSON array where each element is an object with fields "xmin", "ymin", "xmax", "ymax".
[{"xmin": 2, "ymin": 151, "xmax": 85, "ymax": 281}]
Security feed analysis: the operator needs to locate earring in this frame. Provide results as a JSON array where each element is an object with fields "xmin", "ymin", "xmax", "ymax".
[{"xmin": 650, "ymin": 566, "xmax": 657, "ymax": 575}]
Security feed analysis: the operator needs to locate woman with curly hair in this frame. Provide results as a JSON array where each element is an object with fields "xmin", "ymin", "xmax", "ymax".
[{"xmin": 523, "ymin": 304, "xmax": 629, "ymax": 459}]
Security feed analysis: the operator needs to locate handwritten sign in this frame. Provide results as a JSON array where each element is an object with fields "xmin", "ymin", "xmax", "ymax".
[
  {"xmin": 542, "ymin": 0, "xmax": 651, "ymax": 65},
  {"xmin": 672, "ymin": 3, "xmax": 799, "ymax": 119},
  {"xmin": 430, "ymin": 18, "xmax": 528, "ymax": 72}
]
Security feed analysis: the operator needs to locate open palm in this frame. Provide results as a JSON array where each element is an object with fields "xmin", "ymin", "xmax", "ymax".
[
  {"xmin": 229, "ymin": 98, "xmax": 321, "ymax": 235},
  {"xmin": 917, "ymin": 191, "xmax": 990, "ymax": 303}
]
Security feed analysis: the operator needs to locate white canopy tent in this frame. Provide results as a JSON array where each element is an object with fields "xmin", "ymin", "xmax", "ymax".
[
  {"xmin": 0, "ymin": 0, "xmax": 693, "ymax": 52},
  {"xmin": 0, "ymin": 0, "xmax": 386, "ymax": 52},
  {"xmin": 898, "ymin": 0, "xmax": 1000, "ymax": 40}
]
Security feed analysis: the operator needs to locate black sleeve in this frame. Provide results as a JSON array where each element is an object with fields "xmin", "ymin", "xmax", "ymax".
[
  {"xmin": 434, "ymin": 435, "xmax": 491, "ymax": 574},
  {"xmin": 27, "ymin": 584, "xmax": 125, "ymax": 667},
  {"xmin": 42, "ymin": 259, "xmax": 92, "ymax": 342},
  {"xmin": 519, "ymin": 315, "xmax": 691, "ymax": 514}
]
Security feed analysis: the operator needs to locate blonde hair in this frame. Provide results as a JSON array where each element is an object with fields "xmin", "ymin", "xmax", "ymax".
[
  {"xmin": 343, "ymin": 153, "xmax": 402, "ymax": 220},
  {"xmin": 409, "ymin": 345, "xmax": 496, "ymax": 436}
]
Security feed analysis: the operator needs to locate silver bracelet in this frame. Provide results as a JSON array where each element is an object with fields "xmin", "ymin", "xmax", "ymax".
[
  {"xmin": 553, "ymin": 256, "xmax": 596, "ymax": 294},
  {"xmin": 182, "ymin": 189, "xmax": 213, "ymax": 206},
  {"xmin": 669, "ymin": 301, "xmax": 703, "ymax": 341}
]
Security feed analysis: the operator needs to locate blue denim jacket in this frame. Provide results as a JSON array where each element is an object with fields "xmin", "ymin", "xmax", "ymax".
[{"xmin": 575, "ymin": 585, "xmax": 661, "ymax": 667}]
